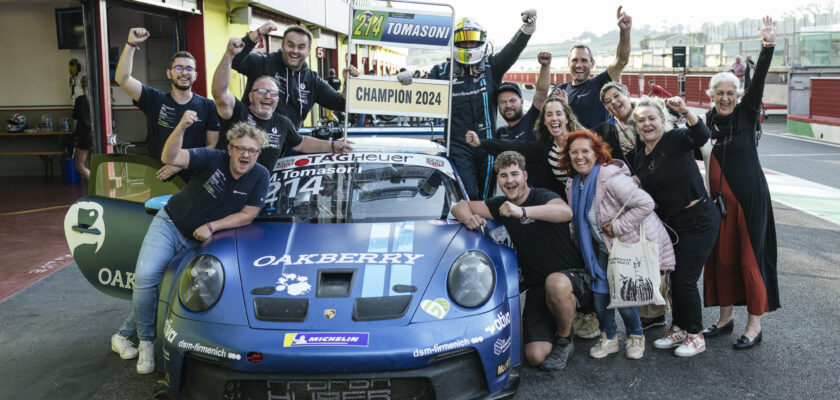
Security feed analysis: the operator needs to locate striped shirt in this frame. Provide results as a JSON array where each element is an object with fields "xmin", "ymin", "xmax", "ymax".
[{"xmin": 547, "ymin": 142, "xmax": 569, "ymax": 184}]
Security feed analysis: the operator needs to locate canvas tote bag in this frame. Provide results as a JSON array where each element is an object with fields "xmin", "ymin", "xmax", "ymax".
[{"xmin": 606, "ymin": 189, "xmax": 666, "ymax": 309}]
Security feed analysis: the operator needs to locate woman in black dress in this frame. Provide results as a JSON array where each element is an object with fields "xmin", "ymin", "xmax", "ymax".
[
  {"xmin": 72, "ymin": 75, "xmax": 93, "ymax": 180},
  {"xmin": 701, "ymin": 16, "xmax": 779, "ymax": 349}
]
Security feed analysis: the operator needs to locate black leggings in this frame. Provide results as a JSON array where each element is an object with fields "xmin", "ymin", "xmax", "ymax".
[{"xmin": 664, "ymin": 197, "xmax": 721, "ymax": 334}]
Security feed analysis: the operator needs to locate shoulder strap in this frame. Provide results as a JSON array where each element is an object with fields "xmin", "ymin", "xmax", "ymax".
[{"xmin": 612, "ymin": 187, "xmax": 638, "ymax": 223}]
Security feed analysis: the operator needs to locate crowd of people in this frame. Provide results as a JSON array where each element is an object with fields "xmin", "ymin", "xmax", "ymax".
[
  {"xmin": 99, "ymin": 6, "xmax": 779, "ymax": 377},
  {"xmin": 453, "ymin": 12, "xmax": 780, "ymax": 370}
]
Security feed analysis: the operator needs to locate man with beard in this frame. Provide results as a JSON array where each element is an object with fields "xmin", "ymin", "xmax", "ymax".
[
  {"xmin": 451, "ymin": 151, "xmax": 590, "ymax": 371},
  {"xmin": 550, "ymin": 7, "xmax": 632, "ymax": 129},
  {"xmin": 232, "ymin": 23, "xmax": 359, "ymax": 128},
  {"xmin": 425, "ymin": 11, "xmax": 536, "ymax": 200},
  {"xmin": 115, "ymin": 28, "xmax": 220, "ymax": 181},
  {"xmin": 212, "ymin": 38, "xmax": 352, "ymax": 172},
  {"xmin": 494, "ymin": 52, "xmax": 552, "ymax": 141}
]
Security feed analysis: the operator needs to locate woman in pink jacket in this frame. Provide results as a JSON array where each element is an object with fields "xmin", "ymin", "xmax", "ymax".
[{"xmin": 562, "ymin": 130, "xmax": 675, "ymax": 361}]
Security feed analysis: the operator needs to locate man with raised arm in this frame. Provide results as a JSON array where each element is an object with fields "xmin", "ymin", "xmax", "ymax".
[
  {"xmin": 115, "ymin": 27, "xmax": 220, "ymax": 181},
  {"xmin": 109, "ymin": 115, "xmax": 269, "ymax": 375},
  {"xmin": 494, "ymin": 51, "xmax": 553, "ymax": 141},
  {"xmin": 231, "ymin": 23, "xmax": 359, "ymax": 128},
  {"xmin": 551, "ymin": 7, "xmax": 632, "ymax": 129},
  {"xmin": 451, "ymin": 151, "xmax": 590, "ymax": 371}
]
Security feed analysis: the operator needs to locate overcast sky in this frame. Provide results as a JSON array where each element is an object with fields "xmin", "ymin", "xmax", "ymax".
[{"xmin": 439, "ymin": 0, "xmax": 838, "ymax": 44}]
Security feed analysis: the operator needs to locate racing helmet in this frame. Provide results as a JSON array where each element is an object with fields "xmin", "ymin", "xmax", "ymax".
[
  {"xmin": 7, "ymin": 113, "xmax": 26, "ymax": 132},
  {"xmin": 453, "ymin": 17, "xmax": 487, "ymax": 65}
]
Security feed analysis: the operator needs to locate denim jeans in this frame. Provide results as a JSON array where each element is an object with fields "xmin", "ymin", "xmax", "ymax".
[
  {"xmin": 592, "ymin": 293, "xmax": 643, "ymax": 339},
  {"xmin": 118, "ymin": 208, "xmax": 198, "ymax": 341}
]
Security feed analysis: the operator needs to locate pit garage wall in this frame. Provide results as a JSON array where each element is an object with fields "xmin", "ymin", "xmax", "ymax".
[
  {"xmin": 0, "ymin": 1, "xmax": 87, "ymax": 176},
  {"xmin": 788, "ymin": 72, "xmax": 840, "ymax": 144}
]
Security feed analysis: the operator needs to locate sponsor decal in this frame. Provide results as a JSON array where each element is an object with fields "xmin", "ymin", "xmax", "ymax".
[
  {"xmin": 275, "ymin": 165, "xmax": 363, "ymax": 180},
  {"xmin": 352, "ymin": 8, "xmax": 453, "ymax": 48},
  {"xmin": 281, "ymin": 153, "xmax": 415, "ymax": 168},
  {"xmin": 324, "ymin": 309, "xmax": 337, "ymax": 319},
  {"xmin": 428, "ymin": 219, "xmax": 460, "ymax": 226},
  {"xmin": 163, "ymin": 318, "xmax": 177, "ymax": 344},
  {"xmin": 496, "ymin": 357, "xmax": 510, "ymax": 376},
  {"xmin": 493, "ymin": 337, "xmax": 511, "ymax": 356},
  {"xmin": 97, "ymin": 268, "xmax": 135, "ymax": 289},
  {"xmin": 64, "ymin": 201, "xmax": 106, "ymax": 255},
  {"xmin": 420, "ymin": 298, "xmax": 450, "ymax": 319},
  {"xmin": 489, "ymin": 226, "xmax": 513, "ymax": 249},
  {"xmin": 425, "ymin": 157, "xmax": 444, "ymax": 168},
  {"xmin": 275, "ymin": 273, "xmax": 311, "ymax": 296},
  {"xmin": 470, "ymin": 336, "xmax": 484, "ymax": 344},
  {"xmin": 484, "ymin": 311, "xmax": 511, "ymax": 335},
  {"xmin": 178, "ymin": 340, "xmax": 241, "ymax": 360},
  {"xmin": 253, "ymin": 253, "xmax": 424, "ymax": 267},
  {"xmin": 283, "ymin": 333, "xmax": 369, "ymax": 347},
  {"xmin": 413, "ymin": 337, "xmax": 475, "ymax": 357}
]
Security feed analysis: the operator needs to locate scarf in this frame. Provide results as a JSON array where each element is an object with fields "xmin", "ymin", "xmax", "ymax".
[{"xmin": 571, "ymin": 164, "xmax": 608, "ymax": 294}]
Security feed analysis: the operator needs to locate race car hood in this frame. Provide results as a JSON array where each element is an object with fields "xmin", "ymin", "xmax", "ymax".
[{"xmin": 236, "ymin": 220, "xmax": 462, "ymax": 329}]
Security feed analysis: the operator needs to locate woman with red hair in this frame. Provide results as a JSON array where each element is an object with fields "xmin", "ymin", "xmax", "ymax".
[{"xmin": 561, "ymin": 130, "xmax": 675, "ymax": 360}]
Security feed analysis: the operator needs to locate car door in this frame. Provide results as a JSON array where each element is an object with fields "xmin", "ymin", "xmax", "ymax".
[{"xmin": 63, "ymin": 154, "xmax": 184, "ymax": 300}]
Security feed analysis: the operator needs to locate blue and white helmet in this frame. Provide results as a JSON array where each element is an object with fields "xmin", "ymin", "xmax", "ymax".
[{"xmin": 7, "ymin": 113, "xmax": 26, "ymax": 132}]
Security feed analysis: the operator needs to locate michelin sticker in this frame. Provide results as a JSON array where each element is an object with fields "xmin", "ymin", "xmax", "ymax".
[
  {"xmin": 283, "ymin": 333, "xmax": 369, "ymax": 347},
  {"xmin": 64, "ymin": 201, "xmax": 106, "ymax": 254},
  {"xmin": 275, "ymin": 273, "xmax": 311, "ymax": 296},
  {"xmin": 420, "ymin": 298, "xmax": 450, "ymax": 319}
]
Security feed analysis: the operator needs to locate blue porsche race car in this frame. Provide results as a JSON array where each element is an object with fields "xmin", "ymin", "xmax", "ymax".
[{"xmin": 64, "ymin": 137, "xmax": 521, "ymax": 399}]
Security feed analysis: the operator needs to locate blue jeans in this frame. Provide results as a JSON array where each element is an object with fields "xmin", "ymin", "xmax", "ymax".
[
  {"xmin": 118, "ymin": 208, "xmax": 198, "ymax": 341},
  {"xmin": 592, "ymin": 293, "xmax": 643, "ymax": 339}
]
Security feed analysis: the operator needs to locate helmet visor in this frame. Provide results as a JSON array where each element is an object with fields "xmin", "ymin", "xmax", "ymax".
[{"xmin": 454, "ymin": 29, "xmax": 485, "ymax": 46}]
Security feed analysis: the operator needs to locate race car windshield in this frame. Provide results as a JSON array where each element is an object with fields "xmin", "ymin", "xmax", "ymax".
[{"xmin": 260, "ymin": 160, "xmax": 463, "ymax": 223}]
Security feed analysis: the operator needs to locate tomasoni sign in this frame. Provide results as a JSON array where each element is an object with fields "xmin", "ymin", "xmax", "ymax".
[
  {"xmin": 347, "ymin": 76, "xmax": 450, "ymax": 118},
  {"xmin": 351, "ymin": 7, "xmax": 453, "ymax": 49}
]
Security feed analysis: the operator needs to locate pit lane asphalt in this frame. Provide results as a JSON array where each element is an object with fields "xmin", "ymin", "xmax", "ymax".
[{"xmin": 2, "ymin": 124, "xmax": 839, "ymax": 400}]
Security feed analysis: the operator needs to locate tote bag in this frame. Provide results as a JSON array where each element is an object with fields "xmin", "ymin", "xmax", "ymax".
[{"xmin": 606, "ymin": 190, "xmax": 666, "ymax": 309}]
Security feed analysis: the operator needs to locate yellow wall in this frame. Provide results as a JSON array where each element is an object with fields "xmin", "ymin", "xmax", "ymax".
[{"xmin": 202, "ymin": 0, "xmax": 250, "ymax": 99}]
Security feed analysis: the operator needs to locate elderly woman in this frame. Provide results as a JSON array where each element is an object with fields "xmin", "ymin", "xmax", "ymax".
[
  {"xmin": 593, "ymin": 82, "xmax": 639, "ymax": 170},
  {"xmin": 466, "ymin": 97, "xmax": 585, "ymax": 198},
  {"xmin": 631, "ymin": 96, "xmax": 721, "ymax": 357},
  {"xmin": 702, "ymin": 16, "xmax": 779, "ymax": 349},
  {"xmin": 561, "ymin": 130, "xmax": 675, "ymax": 360}
]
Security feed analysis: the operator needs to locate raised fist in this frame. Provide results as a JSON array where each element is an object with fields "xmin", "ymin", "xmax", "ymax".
[
  {"xmin": 465, "ymin": 130, "xmax": 480, "ymax": 147},
  {"xmin": 521, "ymin": 9, "xmax": 537, "ymax": 24},
  {"xmin": 227, "ymin": 37, "xmax": 245, "ymax": 56},
  {"xmin": 665, "ymin": 96, "xmax": 687, "ymax": 115},
  {"xmin": 537, "ymin": 52, "xmax": 552, "ymax": 66},
  {"xmin": 178, "ymin": 110, "xmax": 199, "ymax": 129},
  {"xmin": 127, "ymin": 28, "xmax": 150, "ymax": 45}
]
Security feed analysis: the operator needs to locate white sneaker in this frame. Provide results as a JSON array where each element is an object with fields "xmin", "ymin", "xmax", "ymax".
[
  {"xmin": 654, "ymin": 326, "xmax": 687, "ymax": 349},
  {"xmin": 625, "ymin": 334, "xmax": 645, "ymax": 360},
  {"xmin": 674, "ymin": 333, "xmax": 706, "ymax": 357},
  {"xmin": 111, "ymin": 334, "xmax": 138, "ymax": 359},
  {"xmin": 589, "ymin": 332, "xmax": 619, "ymax": 359},
  {"xmin": 136, "ymin": 340, "xmax": 155, "ymax": 374}
]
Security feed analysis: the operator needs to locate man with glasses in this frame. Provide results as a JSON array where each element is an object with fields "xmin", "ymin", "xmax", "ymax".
[
  {"xmin": 232, "ymin": 23, "xmax": 359, "ymax": 128},
  {"xmin": 110, "ymin": 116, "xmax": 270, "ymax": 375},
  {"xmin": 115, "ymin": 27, "xmax": 220, "ymax": 181},
  {"xmin": 213, "ymin": 37, "xmax": 352, "ymax": 171}
]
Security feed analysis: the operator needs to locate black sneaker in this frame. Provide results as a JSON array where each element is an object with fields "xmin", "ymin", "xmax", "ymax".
[
  {"xmin": 540, "ymin": 333, "xmax": 574, "ymax": 371},
  {"xmin": 641, "ymin": 316, "xmax": 666, "ymax": 330}
]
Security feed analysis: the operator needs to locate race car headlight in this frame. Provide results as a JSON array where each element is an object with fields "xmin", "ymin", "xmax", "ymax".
[
  {"xmin": 447, "ymin": 251, "xmax": 495, "ymax": 308},
  {"xmin": 179, "ymin": 254, "xmax": 224, "ymax": 312}
]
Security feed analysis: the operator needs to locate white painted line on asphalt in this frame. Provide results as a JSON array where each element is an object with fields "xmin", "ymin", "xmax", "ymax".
[
  {"xmin": 761, "ymin": 153, "xmax": 840, "ymax": 157},
  {"xmin": 763, "ymin": 168, "xmax": 840, "ymax": 227},
  {"xmin": 763, "ymin": 132, "xmax": 840, "ymax": 149}
]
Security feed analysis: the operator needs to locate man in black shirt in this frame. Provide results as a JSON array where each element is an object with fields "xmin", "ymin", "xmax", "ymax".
[
  {"xmin": 232, "ymin": 23, "xmax": 359, "ymax": 128},
  {"xmin": 493, "ymin": 52, "xmax": 552, "ymax": 141},
  {"xmin": 110, "ymin": 116, "xmax": 269, "ymax": 375},
  {"xmin": 213, "ymin": 38, "xmax": 352, "ymax": 171},
  {"xmin": 550, "ymin": 7, "xmax": 632, "ymax": 129},
  {"xmin": 451, "ymin": 151, "xmax": 590, "ymax": 371},
  {"xmin": 115, "ymin": 27, "xmax": 220, "ymax": 181}
]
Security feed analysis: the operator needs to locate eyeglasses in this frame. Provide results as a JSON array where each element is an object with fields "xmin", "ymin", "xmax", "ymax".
[
  {"xmin": 230, "ymin": 144, "xmax": 261, "ymax": 156},
  {"xmin": 171, "ymin": 65, "xmax": 196, "ymax": 73},
  {"xmin": 251, "ymin": 88, "xmax": 280, "ymax": 98}
]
